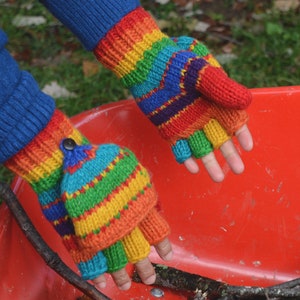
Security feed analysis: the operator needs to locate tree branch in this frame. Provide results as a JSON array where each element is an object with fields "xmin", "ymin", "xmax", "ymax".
[
  {"xmin": 0, "ymin": 182, "xmax": 110, "ymax": 300},
  {"xmin": 133, "ymin": 263, "xmax": 300, "ymax": 299}
]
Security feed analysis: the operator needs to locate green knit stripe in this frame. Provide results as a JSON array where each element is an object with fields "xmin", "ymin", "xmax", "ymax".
[
  {"xmin": 103, "ymin": 241, "xmax": 128, "ymax": 273},
  {"xmin": 188, "ymin": 130, "xmax": 213, "ymax": 158},
  {"xmin": 120, "ymin": 37, "xmax": 175, "ymax": 88},
  {"xmin": 64, "ymin": 149, "xmax": 140, "ymax": 218}
]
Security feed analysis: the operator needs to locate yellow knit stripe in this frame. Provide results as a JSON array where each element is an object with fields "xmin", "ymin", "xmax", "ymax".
[
  {"xmin": 121, "ymin": 227, "xmax": 150, "ymax": 263},
  {"xmin": 73, "ymin": 166, "xmax": 150, "ymax": 237},
  {"xmin": 113, "ymin": 30, "xmax": 166, "ymax": 77},
  {"xmin": 203, "ymin": 119, "xmax": 229, "ymax": 149},
  {"xmin": 207, "ymin": 56, "xmax": 221, "ymax": 68},
  {"xmin": 22, "ymin": 129, "xmax": 84, "ymax": 182}
]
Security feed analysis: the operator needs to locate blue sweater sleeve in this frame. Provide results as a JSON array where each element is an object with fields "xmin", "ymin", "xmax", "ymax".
[
  {"xmin": 0, "ymin": 29, "xmax": 55, "ymax": 163},
  {"xmin": 40, "ymin": 0, "xmax": 140, "ymax": 51}
]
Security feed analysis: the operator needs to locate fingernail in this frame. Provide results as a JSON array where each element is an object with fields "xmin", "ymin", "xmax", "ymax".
[
  {"xmin": 95, "ymin": 281, "xmax": 106, "ymax": 289},
  {"xmin": 119, "ymin": 282, "xmax": 131, "ymax": 291},
  {"xmin": 163, "ymin": 251, "xmax": 173, "ymax": 261},
  {"xmin": 143, "ymin": 274, "xmax": 156, "ymax": 285}
]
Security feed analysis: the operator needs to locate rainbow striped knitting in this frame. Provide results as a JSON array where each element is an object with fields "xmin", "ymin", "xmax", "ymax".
[
  {"xmin": 60, "ymin": 139, "xmax": 170, "ymax": 270},
  {"xmin": 42, "ymin": 0, "xmax": 251, "ymax": 163},
  {"xmin": 1, "ymin": 30, "xmax": 108, "ymax": 280},
  {"xmin": 93, "ymin": 6, "xmax": 251, "ymax": 110},
  {"xmin": 5, "ymin": 110, "xmax": 110, "ymax": 279},
  {"xmin": 42, "ymin": 0, "xmax": 250, "ymax": 108}
]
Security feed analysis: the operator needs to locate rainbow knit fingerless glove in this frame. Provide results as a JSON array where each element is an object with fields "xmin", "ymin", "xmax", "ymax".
[
  {"xmin": 93, "ymin": 6, "xmax": 251, "ymax": 110},
  {"xmin": 1, "ymin": 30, "xmax": 108, "ymax": 279},
  {"xmin": 168, "ymin": 37, "xmax": 250, "ymax": 163},
  {"xmin": 60, "ymin": 138, "xmax": 170, "ymax": 272},
  {"xmin": 41, "ymin": 0, "xmax": 251, "ymax": 164},
  {"xmin": 5, "ymin": 110, "xmax": 110, "ymax": 279},
  {"xmin": 42, "ymin": 0, "xmax": 250, "ymax": 108}
]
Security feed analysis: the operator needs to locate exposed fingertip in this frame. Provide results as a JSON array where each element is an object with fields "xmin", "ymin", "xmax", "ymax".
[
  {"xmin": 211, "ymin": 172, "xmax": 225, "ymax": 183},
  {"xmin": 232, "ymin": 162, "xmax": 245, "ymax": 175},
  {"xmin": 95, "ymin": 281, "xmax": 107, "ymax": 290},
  {"xmin": 119, "ymin": 281, "xmax": 131, "ymax": 291},
  {"xmin": 143, "ymin": 274, "xmax": 156, "ymax": 285},
  {"xmin": 236, "ymin": 125, "xmax": 253, "ymax": 151},
  {"xmin": 162, "ymin": 250, "xmax": 173, "ymax": 261},
  {"xmin": 184, "ymin": 158, "xmax": 199, "ymax": 174}
]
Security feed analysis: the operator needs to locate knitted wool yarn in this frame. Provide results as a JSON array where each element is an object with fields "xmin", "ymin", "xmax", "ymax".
[
  {"xmin": 41, "ymin": 0, "xmax": 251, "ymax": 109},
  {"xmin": 1, "ymin": 31, "xmax": 108, "ymax": 280},
  {"xmin": 93, "ymin": 6, "xmax": 251, "ymax": 110},
  {"xmin": 41, "ymin": 1, "xmax": 251, "ymax": 163},
  {"xmin": 60, "ymin": 139, "xmax": 170, "ymax": 271},
  {"xmin": 5, "ymin": 110, "xmax": 110, "ymax": 279}
]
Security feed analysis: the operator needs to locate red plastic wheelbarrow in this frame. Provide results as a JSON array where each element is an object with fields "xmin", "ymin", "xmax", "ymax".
[{"xmin": 1, "ymin": 86, "xmax": 300, "ymax": 300}]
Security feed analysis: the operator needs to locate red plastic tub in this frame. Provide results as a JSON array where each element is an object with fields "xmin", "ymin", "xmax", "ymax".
[{"xmin": 1, "ymin": 86, "xmax": 300, "ymax": 299}]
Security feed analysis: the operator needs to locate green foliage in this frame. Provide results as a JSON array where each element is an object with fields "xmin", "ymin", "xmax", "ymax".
[{"xmin": 228, "ymin": 9, "xmax": 300, "ymax": 87}]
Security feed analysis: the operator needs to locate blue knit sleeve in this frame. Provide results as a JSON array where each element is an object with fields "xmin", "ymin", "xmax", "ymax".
[
  {"xmin": 0, "ymin": 29, "xmax": 55, "ymax": 163},
  {"xmin": 40, "ymin": 0, "xmax": 140, "ymax": 51}
]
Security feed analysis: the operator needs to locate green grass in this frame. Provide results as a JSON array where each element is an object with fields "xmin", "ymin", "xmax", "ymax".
[
  {"xmin": 227, "ymin": 9, "xmax": 300, "ymax": 87},
  {"xmin": 0, "ymin": 0, "xmax": 300, "ymax": 186}
]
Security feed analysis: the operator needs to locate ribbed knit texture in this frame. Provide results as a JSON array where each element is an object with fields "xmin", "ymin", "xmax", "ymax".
[
  {"xmin": 92, "ymin": 7, "xmax": 251, "ymax": 162},
  {"xmin": 93, "ymin": 7, "xmax": 251, "ymax": 110},
  {"xmin": 4, "ymin": 110, "xmax": 110, "ymax": 279},
  {"xmin": 40, "ymin": 2, "xmax": 251, "ymax": 163},
  {"xmin": 0, "ymin": 30, "xmax": 55, "ymax": 163},
  {"xmin": 41, "ymin": 1, "xmax": 251, "ymax": 110},
  {"xmin": 60, "ymin": 140, "xmax": 170, "ymax": 269},
  {"xmin": 40, "ymin": 0, "xmax": 140, "ymax": 51}
]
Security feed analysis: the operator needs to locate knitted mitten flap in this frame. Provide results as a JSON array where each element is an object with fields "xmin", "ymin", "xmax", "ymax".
[{"xmin": 60, "ymin": 139, "xmax": 159, "ymax": 252}]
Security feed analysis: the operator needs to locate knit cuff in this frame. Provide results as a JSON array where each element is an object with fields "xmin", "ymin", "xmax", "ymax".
[
  {"xmin": 0, "ymin": 41, "xmax": 55, "ymax": 163},
  {"xmin": 40, "ymin": 0, "xmax": 140, "ymax": 51},
  {"xmin": 0, "ymin": 30, "xmax": 8, "ymax": 50},
  {"xmin": 93, "ymin": 7, "xmax": 169, "ymax": 85},
  {"xmin": 0, "ymin": 73, "xmax": 55, "ymax": 164},
  {"xmin": 4, "ymin": 110, "xmax": 86, "ymax": 192}
]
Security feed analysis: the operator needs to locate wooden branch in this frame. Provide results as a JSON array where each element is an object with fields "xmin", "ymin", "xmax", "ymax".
[
  {"xmin": 133, "ymin": 263, "xmax": 300, "ymax": 299},
  {"xmin": 0, "ymin": 182, "xmax": 110, "ymax": 300}
]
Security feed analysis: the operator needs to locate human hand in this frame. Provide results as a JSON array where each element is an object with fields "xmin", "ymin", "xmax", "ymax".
[
  {"xmin": 169, "ymin": 36, "xmax": 253, "ymax": 181},
  {"xmin": 184, "ymin": 124, "xmax": 253, "ymax": 181},
  {"xmin": 60, "ymin": 139, "xmax": 171, "ymax": 290},
  {"xmin": 93, "ymin": 9, "xmax": 253, "ymax": 181},
  {"xmin": 95, "ymin": 8, "xmax": 251, "ymax": 110}
]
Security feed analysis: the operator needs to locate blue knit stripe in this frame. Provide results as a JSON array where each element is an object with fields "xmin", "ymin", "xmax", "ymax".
[
  {"xmin": 78, "ymin": 251, "xmax": 108, "ymax": 280},
  {"xmin": 0, "ymin": 37, "xmax": 55, "ymax": 163},
  {"xmin": 41, "ymin": 0, "xmax": 140, "ymax": 51},
  {"xmin": 61, "ymin": 144, "xmax": 121, "ymax": 194},
  {"xmin": 136, "ymin": 51, "xmax": 197, "ymax": 114},
  {"xmin": 53, "ymin": 218, "xmax": 75, "ymax": 237},
  {"xmin": 42, "ymin": 201, "xmax": 68, "ymax": 222},
  {"xmin": 38, "ymin": 185, "xmax": 60, "ymax": 206},
  {"xmin": 130, "ymin": 45, "xmax": 179, "ymax": 98},
  {"xmin": 172, "ymin": 140, "xmax": 192, "ymax": 163}
]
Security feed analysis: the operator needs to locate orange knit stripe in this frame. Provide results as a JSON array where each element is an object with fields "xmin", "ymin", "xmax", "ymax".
[
  {"xmin": 5, "ymin": 110, "xmax": 82, "ymax": 179},
  {"xmin": 70, "ymin": 163, "xmax": 143, "ymax": 223},
  {"xmin": 158, "ymin": 99, "xmax": 211, "ymax": 143},
  {"xmin": 94, "ymin": 7, "xmax": 160, "ymax": 69},
  {"xmin": 78, "ymin": 187, "xmax": 157, "ymax": 251}
]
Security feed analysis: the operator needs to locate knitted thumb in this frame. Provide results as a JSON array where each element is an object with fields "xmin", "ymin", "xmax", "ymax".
[{"xmin": 60, "ymin": 139, "xmax": 170, "ymax": 272}]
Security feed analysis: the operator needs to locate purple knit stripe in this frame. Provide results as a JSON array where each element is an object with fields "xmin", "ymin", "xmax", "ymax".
[{"xmin": 149, "ymin": 91, "xmax": 200, "ymax": 126}]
